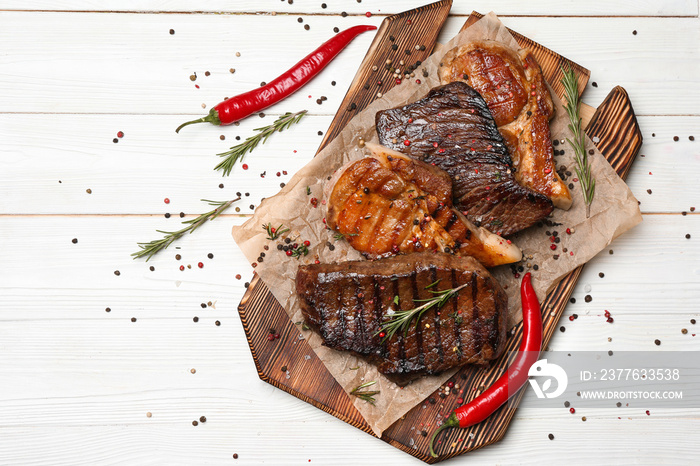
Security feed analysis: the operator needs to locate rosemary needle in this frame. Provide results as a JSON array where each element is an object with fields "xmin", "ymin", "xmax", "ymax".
[
  {"xmin": 378, "ymin": 281, "xmax": 470, "ymax": 342},
  {"xmin": 131, "ymin": 198, "xmax": 239, "ymax": 261},
  {"xmin": 215, "ymin": 110, "xmax": 308, "ymax": 176},
  {"xmin": 350, "ymin": 381, "xmax": 380, "ymax": 405},
  {"xmin": 561, "ymin": 65, "xmax": 595, "ymax": 217}
]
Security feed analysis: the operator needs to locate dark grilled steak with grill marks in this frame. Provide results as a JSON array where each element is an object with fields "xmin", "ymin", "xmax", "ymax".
[
  {"xmin": 439, "ymin": 40, "xmax": 572, "ymax": 210},
  {"xmin": 376, "ymin": 81, "xmax": 553, "ymax": 236},
  {"xmin": 296, "ymin": 252, "xmax": 507, "ymax": 386}
]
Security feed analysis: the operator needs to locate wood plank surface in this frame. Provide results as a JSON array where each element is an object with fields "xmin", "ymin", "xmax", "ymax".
[
  {"xmin": 2, "ymin": 0, "xmax": 697, "ymax": 16},
  {"xmin": 1, "ymin": 14, "xmax": 699, "ymax": 116},
  {"xmin": 236, "ymin": 8, "xmax": 646, "ymax": 462},
  {"xmin": 0, "ymin": 114, "xmax": 695, "ymax": 214}
]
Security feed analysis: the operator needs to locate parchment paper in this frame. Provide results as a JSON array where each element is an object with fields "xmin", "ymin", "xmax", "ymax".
[{"xmin": 232, "ymin": 13, "xmax": 642, "ymax": 437}]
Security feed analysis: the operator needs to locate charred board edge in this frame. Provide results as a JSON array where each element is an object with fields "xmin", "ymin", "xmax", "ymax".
[
  {"xmin": 238, "ymin": 273, "xmax": 374, "ymax": 434},
  {"xmin": 584, "ymin": 85, "xmax": 643, "ymax": 182},
  {"xmin": 316, "ymin": 0, "xmax": 454, "ymax": 153},
  {"xmin": 237, "ymin": 9, "xmax": 642, "ymax": 464}
]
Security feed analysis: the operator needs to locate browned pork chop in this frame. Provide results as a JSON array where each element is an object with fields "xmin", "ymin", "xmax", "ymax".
[
  {"xmin": 376, "ymin": 81, "xmax": 553, "ymax": 236},
  {"xmin": 325, "ymin": 143, "xmax": 521, "ymax": 267},
  {"xmin": 296, "ymin": 252, "xmax": 508, "ymax": 385}
]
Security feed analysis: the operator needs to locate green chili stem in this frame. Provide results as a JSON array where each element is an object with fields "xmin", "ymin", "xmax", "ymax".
[{"xmin": 176, "ymin": 109, "xmax": 221, "ymax": 133}]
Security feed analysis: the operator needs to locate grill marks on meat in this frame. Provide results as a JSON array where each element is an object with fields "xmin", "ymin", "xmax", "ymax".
[
  {"xmin": 296, "ymin": 252, "xmax": 507, "ymax": 385},
  {"xmin": 439, "ymin": 40, "xmax": 572, "ymax": 210},
  {"xmin": 439, "ymin": 40, "xmax": 529, "ymax": 127},
  {"xmin": 376, "ymin": 81, "xmax": 552, "ymax": 236},
  {"xmin": 325, "ymin": 143, "xmax": 522, "ymax": 267}
]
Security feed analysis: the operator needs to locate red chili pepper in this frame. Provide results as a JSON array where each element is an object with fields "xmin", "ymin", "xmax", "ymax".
[
  {"xmin": 429, "ymin": 272, "xmax": 543, "ymax": 457},
  {"xmin": 176, "ymin": 25, "xmax": 376, "ymax": 133}
]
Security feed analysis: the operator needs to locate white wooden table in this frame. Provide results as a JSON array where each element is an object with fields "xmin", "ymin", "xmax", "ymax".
[{"xmin": 1, "ymin": 1, "xmax": 699, "ymax": 464}]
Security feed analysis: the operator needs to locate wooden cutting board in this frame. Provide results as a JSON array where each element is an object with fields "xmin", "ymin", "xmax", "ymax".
[{"xmin": 238, "ymin": 4, "xmax": 642, "ymax": 463}]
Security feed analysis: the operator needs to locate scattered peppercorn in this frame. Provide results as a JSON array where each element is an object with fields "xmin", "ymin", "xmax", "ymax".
[
  {"xmin": 131, "ymin": 317, "xmax": 137, "ymax": 322},
  {"xmin": 654, "ymin": 339, "xmax": 661, "ymax": 346},
  {"xmin": 548, "ymin": 433, "xmax": 554, "ymax": 440},
  {"xmin": 584, "ymin": 295, "xmax": 592, "ymax": 303},
  {"xmin": 114, "ymin": 270, "xmax": 120, "ymax": 276}
]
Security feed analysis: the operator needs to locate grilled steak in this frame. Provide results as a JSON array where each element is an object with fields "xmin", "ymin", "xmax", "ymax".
[
  {"xmin": 296, "ymin": 252, "xmax": 508, "ymax": 385},
  {"xmin": 376, "ymin": 81, "xmax": 553, "ymax": 236},
  {"xmin": 325, "ymin": 143, "xmax": 522, "ymax": 267},
  {"xmin": 439, "ymin": 40, "xmax": 572, "ymax": 209}
]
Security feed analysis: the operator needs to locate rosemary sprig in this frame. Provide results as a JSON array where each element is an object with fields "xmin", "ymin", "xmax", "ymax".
[
  {"xmin": 262, "ymin": 223, "xmax": 289, "ymax": 240},
  {"xmin": 131, "ymin": 198, "xmax": 239, "ymax": 261},
  {"xmin": 333, "ymin": 232, "xmax": 358, "ymax": 241},
  {"xmin": 291, "ymin": 244, "xmax": 309, "ymax": 259},
  {"xmin": 561, "ymin": 65, "xmax": 595, "ymax": 217},
  {"xmin": 378, "ymin": 281, "xmax": 470, "ymax": 341},
  {"xmin": 214, "ymin": 110, "xmax": 308, "ymax": 176},
  {"xmin": 350, "ymin": 381, "xmax": 380, "ymax": 405}
]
